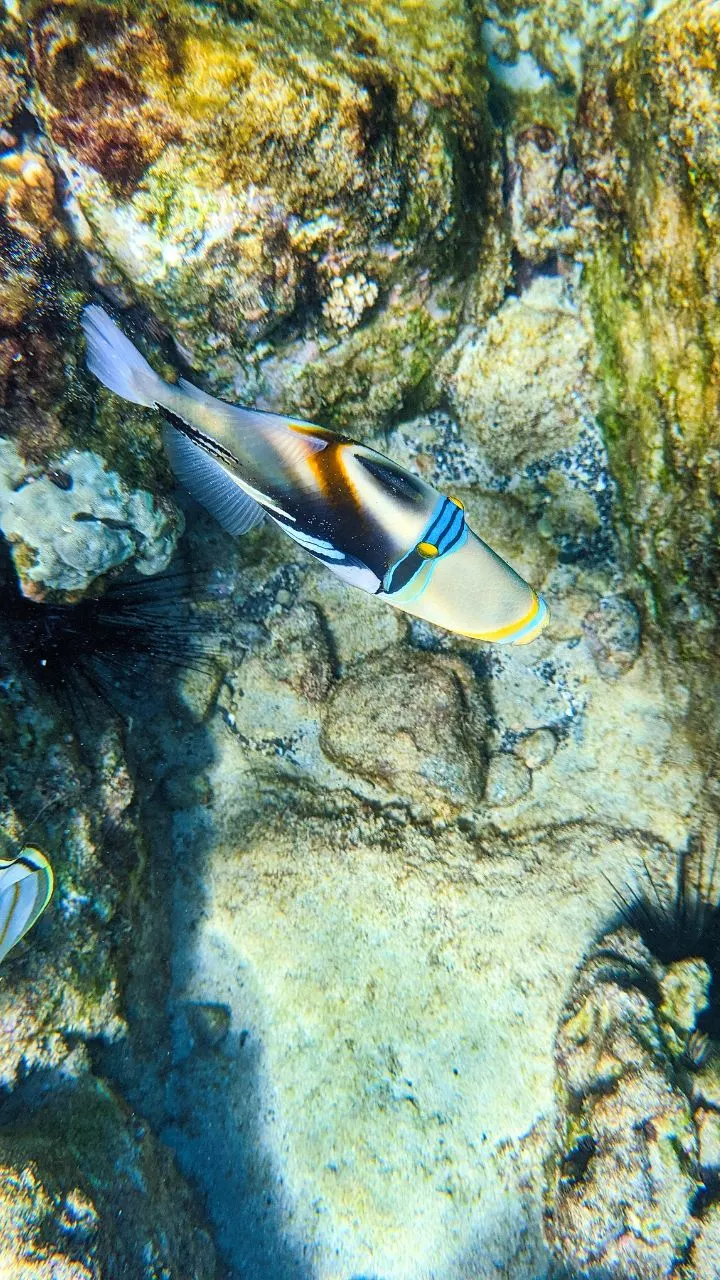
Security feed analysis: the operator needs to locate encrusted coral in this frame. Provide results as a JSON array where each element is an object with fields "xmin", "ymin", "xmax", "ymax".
[
  {"xmin": 322, "ymin": 271, "xmax": 379, "ymax": 333},
  {"xmin": 0, "ymin": 437, "xmax": 181, "ymax": 598},
  {"xmin": 0, "ymin": 1075, "xmax": 217, "ymax": 1279},
  {"xmin": 1, "ymin": 1, "xmax": 720, "ymax": 1276},
  {"xmin": 481, "ymin": 0, "xmax": 648, "ymax": 124},
  {"xmin": 0, "ymin": 550, "xmax": 217, "ymax": 1276}
]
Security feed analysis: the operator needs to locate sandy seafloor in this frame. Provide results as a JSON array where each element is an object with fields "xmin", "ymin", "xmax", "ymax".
[{"xmin": 2, "ymin": 0, "xmax": 720, "ymax": 1277}]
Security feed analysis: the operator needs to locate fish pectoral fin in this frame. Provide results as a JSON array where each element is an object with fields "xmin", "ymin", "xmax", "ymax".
[{"xmin": 163, "ymin": 425, "xmax": 266, "ymax": 536}]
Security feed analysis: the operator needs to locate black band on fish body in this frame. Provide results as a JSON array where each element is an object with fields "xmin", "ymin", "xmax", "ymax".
[{"xmin": 161, "ymin": 408, "xmax": 243, "ymax": 470}]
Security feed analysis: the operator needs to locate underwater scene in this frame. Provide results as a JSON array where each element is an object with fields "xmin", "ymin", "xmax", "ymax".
[{"xmin": 1, "ymin": 0, "xmax": 720, "ymax": 1276}]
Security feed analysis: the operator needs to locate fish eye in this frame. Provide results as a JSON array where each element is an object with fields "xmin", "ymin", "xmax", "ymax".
[{"xmin": 416, "ymin": 541, "xmax": 439, "ymax": 559}]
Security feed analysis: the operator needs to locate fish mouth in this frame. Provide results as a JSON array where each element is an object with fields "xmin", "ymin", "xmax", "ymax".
[
  {"xmin": 455, "ymin": 590, "xmax": 550, "ymax": 645},
  {"xmin": 510, "ymin": 592, "xmax": 550, "ymax": 646}
]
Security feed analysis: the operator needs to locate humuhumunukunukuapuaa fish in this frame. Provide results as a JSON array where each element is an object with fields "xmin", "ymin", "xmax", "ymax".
[
  {"xmin": 0, "ymin": 847, "xmax": 53, "ymax": 963},
  {"xmin": 82, "ymin": 305, "xmax": 549, "ymax": 644}
]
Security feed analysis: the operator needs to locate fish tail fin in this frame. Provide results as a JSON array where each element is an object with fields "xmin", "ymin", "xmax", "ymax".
[{"xmin": 81, "ymin": 304, "xmax": 166, "ymax": 408}]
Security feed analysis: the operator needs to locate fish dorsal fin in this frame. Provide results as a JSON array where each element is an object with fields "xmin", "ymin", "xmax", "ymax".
[
  {"xmin": 176, "ymin": 376, "xmax": 322, "ymax": 442},
  {"xmin": 177, "ymin": 378, "xmax": 327, "ymax": 452},
  {"xmin": 163, "ymin": 425, "xmax": 265, "ymax": 536}
]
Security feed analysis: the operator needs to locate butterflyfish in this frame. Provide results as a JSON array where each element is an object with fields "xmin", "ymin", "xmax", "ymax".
[
  {"xmin": 0, "ymin": 847, "xmax": 54, "ymax": 963},
  {"xmin": 81, "ymin": 305, "xmax": 549, "ymax": 644}
]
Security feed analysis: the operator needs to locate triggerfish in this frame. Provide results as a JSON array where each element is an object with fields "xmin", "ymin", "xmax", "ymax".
[
  {"xmin": 82, "ymin": 306, "xmax": 549, "ymax": 644},
  {"xmin": 0, "ymin": 848, "xmax": 54, "ymax": 963}
]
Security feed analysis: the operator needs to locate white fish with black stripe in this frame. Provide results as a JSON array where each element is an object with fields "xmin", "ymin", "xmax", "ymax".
[
  {"xmin": 81, "ymin": 305, "xmax": 550, "ymax": 644},
  {"xmin": 0, "ymin": 847, "xmax": 54, "ymax": 963}
]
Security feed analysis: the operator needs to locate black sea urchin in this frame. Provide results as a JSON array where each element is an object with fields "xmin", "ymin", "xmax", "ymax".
[
  {"xmin": 0, "ymin": 535, "xmax": 219, "ymax": 723},
  {"xmin": 614, "ymin": 839, "xmax": 720, "ymax": 1035}
]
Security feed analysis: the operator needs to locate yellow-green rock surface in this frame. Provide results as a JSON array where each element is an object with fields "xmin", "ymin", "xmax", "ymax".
[{"xmin": 584, "ymin": 0, "xmax": 720, "ymax": 663}]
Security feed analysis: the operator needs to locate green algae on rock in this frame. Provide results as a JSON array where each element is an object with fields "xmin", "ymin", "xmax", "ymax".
[
  {"xmin": 581, "ymin": 0, "xmax": 720, "ymax": 663},
  {"xmin": 27, "ymin": 0, "xmax": 489, "ymax": 434}
]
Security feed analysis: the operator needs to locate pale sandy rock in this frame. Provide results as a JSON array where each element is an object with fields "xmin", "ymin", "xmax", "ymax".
[
  {"xmin": 450, "ymin": 276, "xmax": 596, "ymax": 472},
  {"xmin": 485, "ymin": 616, "xmax": 699, "ymax": 846},
  {"xmin": 303, "ymin": 560, "xmax": 407, "ymax": 671},
  {"xmin": 515, "ymin": 727, "xmax": 557, "ymax": 770},
  {"xmin": 262, "ymin": 602, "xmax": 335, "ymax": 704},
  {"xmin": 166, "ymin": 743, "xmax": 694, "ymax": 1280},
  {"xmin": 485, "ymin": 753, "xmax": 532, "ymax": 806},
  {"xmin": 696, "ymin": 1110, "xmax": 720, "ymax": 1175},
  {"xmin": 693, "ymin": 1204, "xmax": 720, "ymax": 1280},
  {"xmin": 582, "ymin": 593, "xmax": 642, "ymax": 679}
]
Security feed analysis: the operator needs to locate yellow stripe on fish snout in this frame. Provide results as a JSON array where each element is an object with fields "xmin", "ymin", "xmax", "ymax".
[{"xmin": 461, "ymin": 591, "xmax": 548, "ymax": 644}]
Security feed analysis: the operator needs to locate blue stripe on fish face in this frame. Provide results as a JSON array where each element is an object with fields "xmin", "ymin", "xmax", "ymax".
[{"xmin": 382, "ymin": 497, "xmax": 468, "ymax": 598}]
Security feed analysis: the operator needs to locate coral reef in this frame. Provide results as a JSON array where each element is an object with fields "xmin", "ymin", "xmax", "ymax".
[
  {"xmin": 544, "ymin": 925, "xmax": 704, "ymax": 1278},
  {"xmin": 544, "ymin": 851, "xmax": 720, "ymax": 1280},
  {"xmin": 1, "ymin": 0, "xmax": 720, "ymax": 1275},
  {"xmin": 0, "ymin": 565, "xmax": 217, "ymax": 1275},
  {"xmin": 446, "ymin": 274, "xmax": 616, "ymax": 567},
  {"xmin": 131, "ymin": 442, "xmax": 704, "ymax": 1277},
  {"xmin": 481, "ymin": 0, "xmax": 647, "ymax": 122}
]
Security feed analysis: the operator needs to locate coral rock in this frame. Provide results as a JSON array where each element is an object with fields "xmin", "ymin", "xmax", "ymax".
[
  {"xmin": 29, "ymin": 0, "xmax": 488, "ymax": 434},
  {"xmin": 0, "ymin": 439, "xmax": 182, "ymax": 598},
  {"xmin": 584, "ymin": 0, "xmax": 720, "ymax": 667},
  {"xmin": 582, "ymin": 593, "xmax": 641, "ymax": 679},
  {"xmin": 485, "ymin": 752, "xmax": 532, "ymax": 806},
  {"xmin": 0, "ymin": 1075, "xmax": 216, "ymax": 1280}
]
